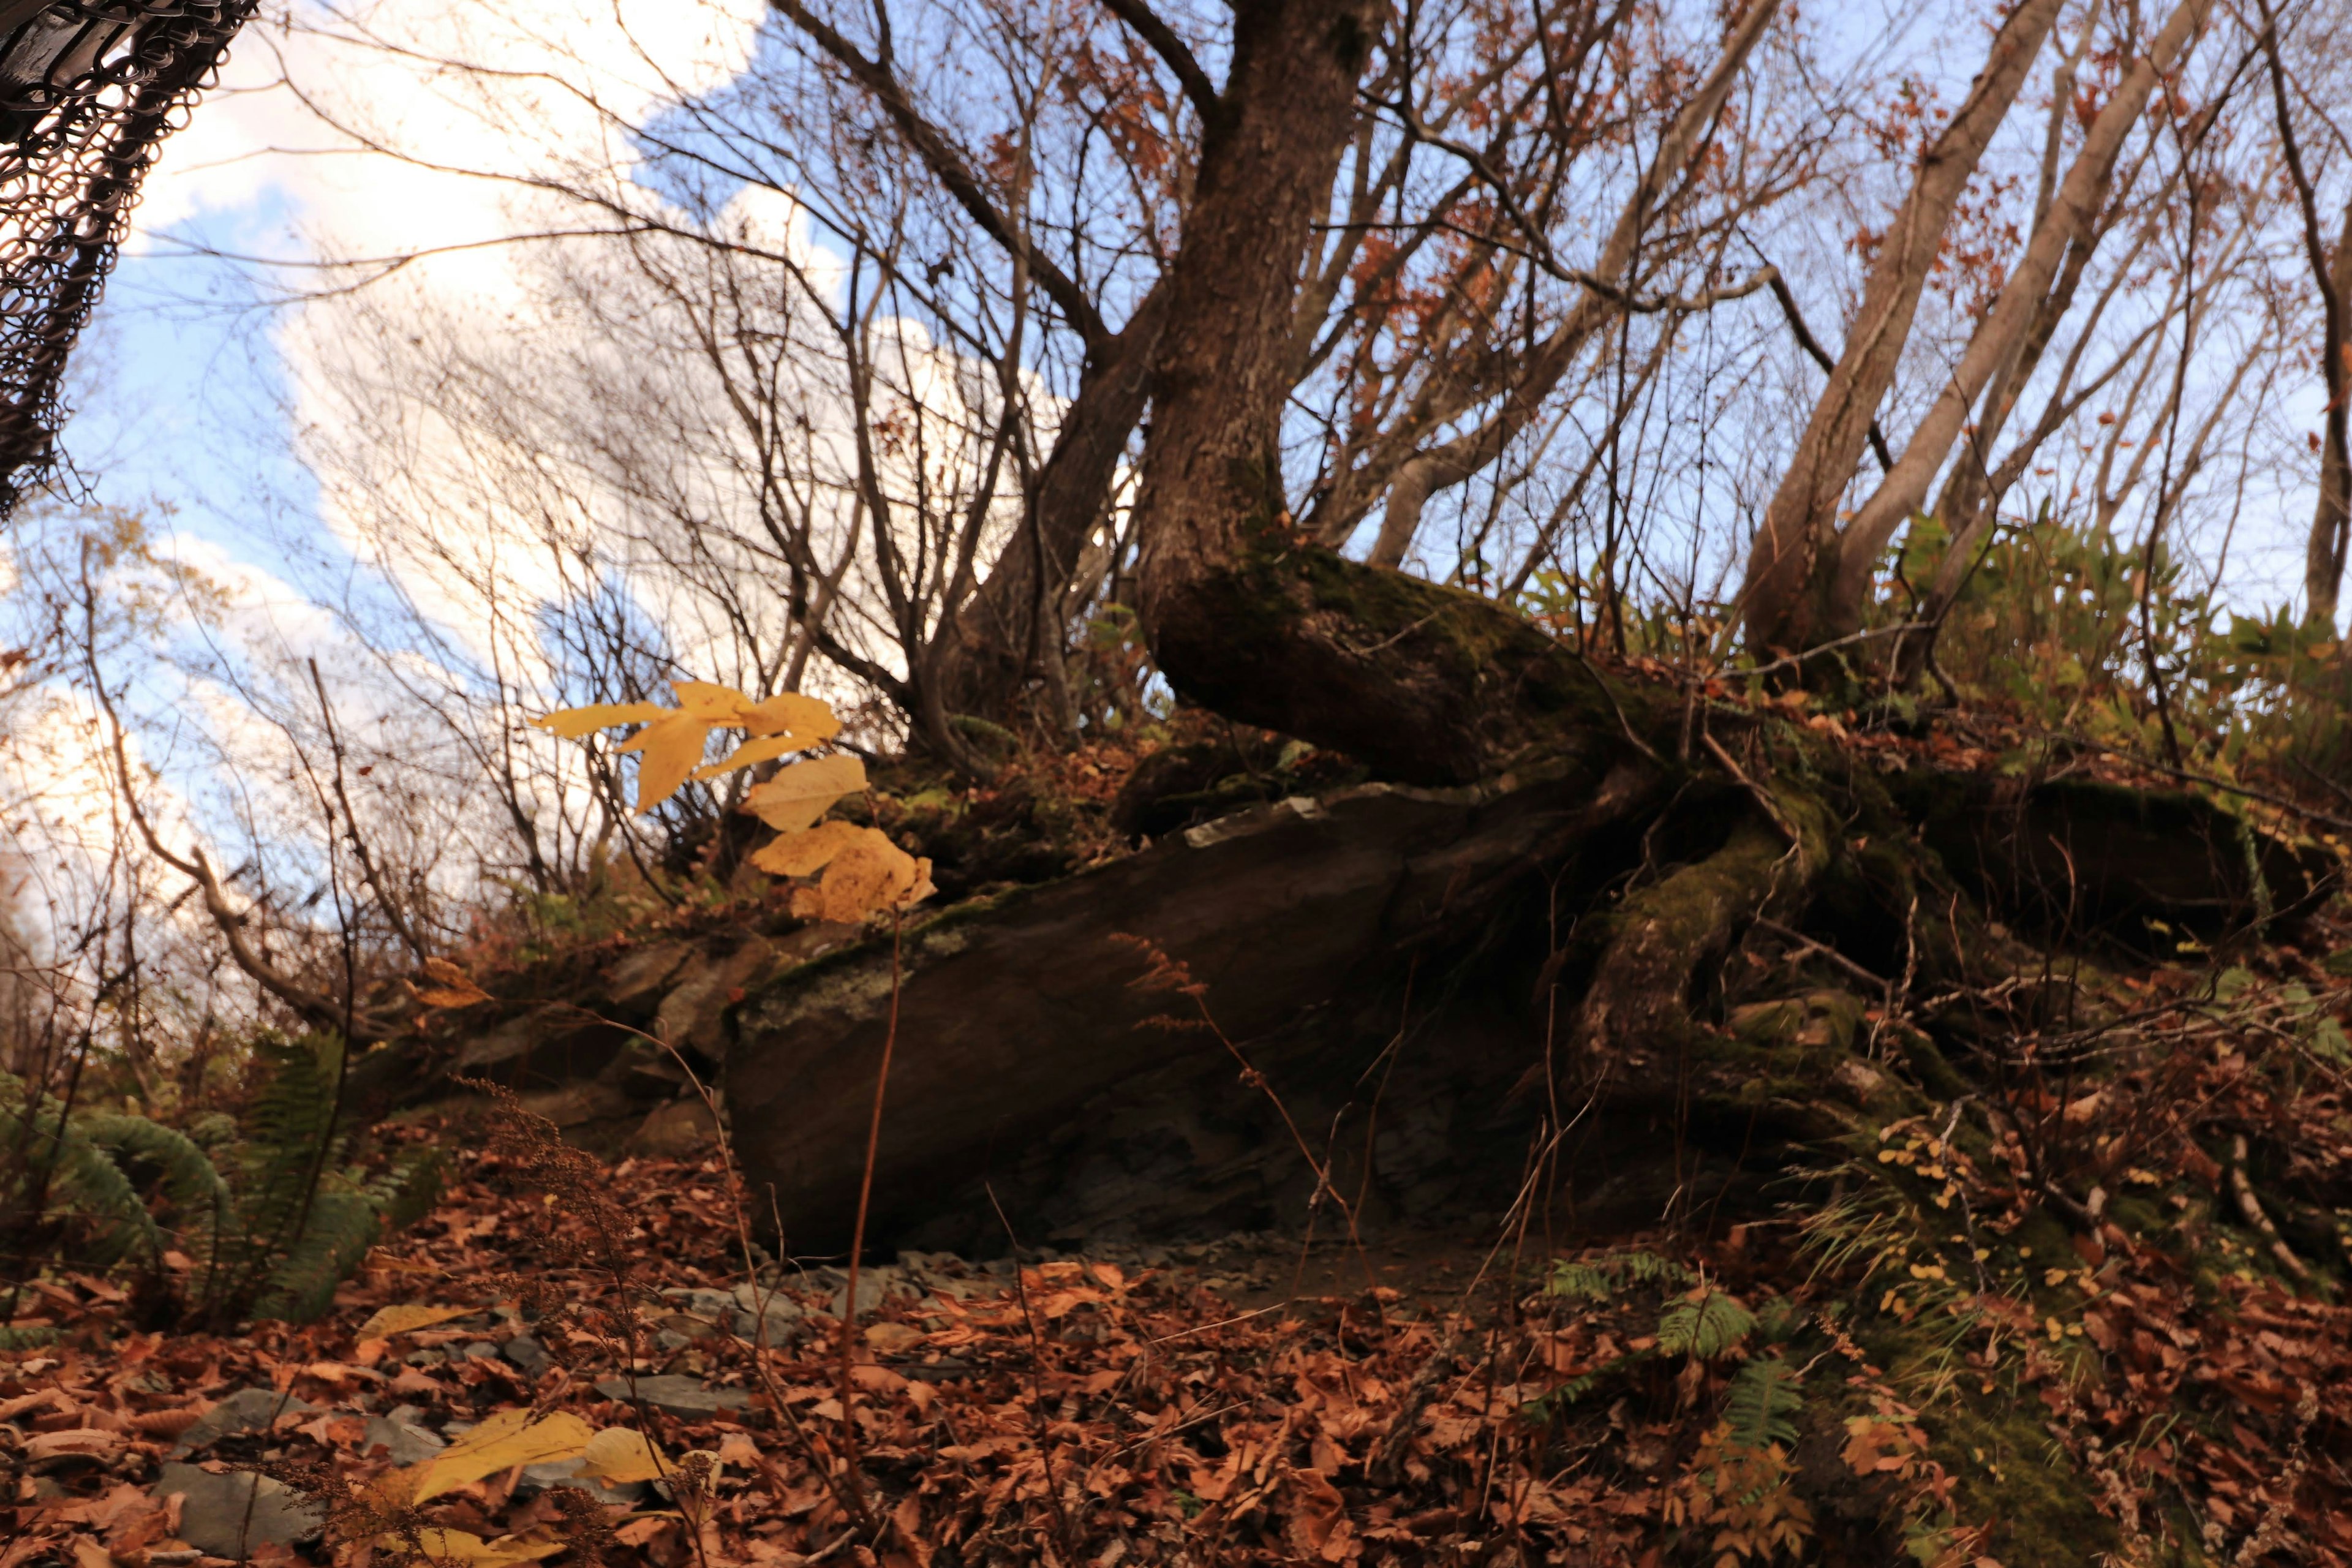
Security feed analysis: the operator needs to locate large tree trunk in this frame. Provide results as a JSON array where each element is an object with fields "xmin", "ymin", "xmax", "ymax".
[
  {"xmin": 931, "ymin": 291, "xmax": 1168, "ymax": 726},
  {"xmin": 1735, "ymin": 0, "xmax": 2064, "ymax": 660}
]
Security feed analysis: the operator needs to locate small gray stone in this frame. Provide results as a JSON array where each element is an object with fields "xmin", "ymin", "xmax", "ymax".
[
  {"xmin": 462, "ymin": 1340, "xmax": 502, "ymax": 1360},
  {"xmin": 361, "ymin": 1412, "xmax": 445, "ymax": 1466},
  {"xmin": 153, "ymin": 1463, "xmax": 324, "ymax": 1556},
  {"xmin": 592, "ymin": 1374, "xmax": 752, "ymax": 1420},
  {"xmin": 729, "ymin": 1298, "xmax": 804, "ymax": 1346},
  {"xmin": 515, "ymin": 1460, "xmax": 649, "ymax": 1507},
  {"xmin": 170, "ymin": 1389, "xmax": 319, "ymax": 1457},
  {"xmin": 502, "ymin": 1333, "xmax": 551, "ymax": 1377}
]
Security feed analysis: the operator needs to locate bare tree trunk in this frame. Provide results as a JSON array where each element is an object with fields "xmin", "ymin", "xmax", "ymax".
[
  {"xmin": 1820, "ymin": 0, "xmax": 2213, "ymax": 643},
  {"xmin": 2312, "ymin": 209, "xmax": 2352, "ymax": 626},
  {"xmin": 1735, "ymin": 0, "xmax": 2066, "ymax": 658},
  {"xmin": 932, "ymin": 290, "xmax": 1168, "ymax": 725},
  {"xmin": 1324, "ymin": 0, "xmax": 1783, "ymax": 565}
]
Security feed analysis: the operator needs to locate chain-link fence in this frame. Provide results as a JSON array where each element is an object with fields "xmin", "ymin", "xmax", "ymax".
[{"xmin": 0, "ymin": 1, "xmax": 255, "ymax": 516}]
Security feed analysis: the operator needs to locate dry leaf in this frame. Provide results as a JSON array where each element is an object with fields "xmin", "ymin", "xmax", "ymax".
[
  {"xmin": 573, "ymin": 1426, "xmax": 667, "ymax": 1484},
  {"xmin": 413, "ymin": 959, "xmax": 490, "ymax": 1010},
  {"xmin": 748, "ymin": 820, "xmax": 870, "ymax": 878},
  {"xmin": 399, "ymin": 1407, "xmax": 595, "ymax": 1503},
  {"xmin": 355, "ymin": 1303, "xmax": 477, "ymax": 1339},
  {"xmin": 25, "ymin": 1429, "xmax": 125, "ymax": 1459},
  {"xmin": 742, "ymin": 756, "xmax": 865, "ymax": 832},
  {"xmin": 383, "ymin": 1528, "xmax": 566, "ymax": 1567}
]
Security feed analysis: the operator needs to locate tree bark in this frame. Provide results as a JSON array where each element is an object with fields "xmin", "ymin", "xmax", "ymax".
[
  {"xmin": 1736, "ymin": 0, "xmax": 2065, "ymax": 660},
  {"xmin": 2299, "ymin": 213, "xmax": 2352, "ymax": 627}
]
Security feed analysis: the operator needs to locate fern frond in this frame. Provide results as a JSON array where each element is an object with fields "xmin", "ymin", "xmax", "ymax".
[
  {"xmin": 1546, "ymin": 1248, "xmax": 1694, "ymax": 1302},
  {"xmin": 368, "ymin": 1147, "xmax": 445, "ymax": 1235},
  {"xmin": 256, "ymin": 1185, "xmax": 382, "ymax": 1324},
  {"xmin": 81, "ymin": 1114, "xmax": 233, "ymax": 1224},
  {"xmin": 1657, "ymin": 1290, "xmax": 1757, "ymax": 1360},
  {"xmin": 0, "ymin": 1080, "xmax": 165, "ymax": 1267},
  {"xmin": 1722, "ymin": 1356, "xmax": 1804, "ymax": 1451}
]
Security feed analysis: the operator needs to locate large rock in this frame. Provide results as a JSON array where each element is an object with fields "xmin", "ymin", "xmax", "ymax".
[
  {"xmin": 592, "ymin": 1374, "xmax": 752, "ymax": 1420},
  {"xmin": 153, "ymin": 1463, "xmax": 323, "ymax": 1556},
  {"xmin": 170, "ymin": 1389, "xmax": 318, "ymax": 1457},
  {"xmin": 725, "ymin": 781, "xmax": 1605, "ymax": 1251}
]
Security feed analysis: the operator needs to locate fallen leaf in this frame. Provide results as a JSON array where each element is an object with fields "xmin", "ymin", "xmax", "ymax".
[
  {"xmin": 355, "ymin": 1303, "xmax": 477, "ymax": 1339},
  {"xmin": 380, "ymin": 1528, "xmax": 565, "ymax": 1567},
  {"xmin": 26, "ymin": 1428, "xmax": 125, "ymax": 1459},
  {"xmin": 399, "ymin": 1407, "xmax": 595, "ymax": 1502},
  {"xmin": 574, "ymin": 1426, "xmax": 667, "ymax": 1485}
]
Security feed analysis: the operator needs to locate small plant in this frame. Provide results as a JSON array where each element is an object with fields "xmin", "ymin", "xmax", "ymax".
[
  {"xmin": 0, "ymin": 1033, "xmax": 441, "ymax": 1325},
  {"xmin": 534, "ymin": 682, "xmax": 933, "ymax": 922},
  {"xmin": 1545, "ymin": 1247, "xmax": 1694, "ymax": 1302},
  {"xmin": 1657, "ymin": 1287, "xmax": 1759, "ymax": 1360}
]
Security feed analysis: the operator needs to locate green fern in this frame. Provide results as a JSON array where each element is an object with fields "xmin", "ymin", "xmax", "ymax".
[
  {"xmin": 1, "ymin": 1035, "xmax": 443, "ymax": 1327},
  {"xmin": 1546, "ymin": 1248, "xmax": 1694, "ymax": 1302},
  {"xmin": 1657, "ymin": 1289, "xmax": 1758, "ymax": 1359},
  {"xmin": 1, "ymin": 1077, "xmax": 165, "ymax": 1266},
  {"xmin": 1722, "ymin": 1355, "xmax": 1805, "ymax": 1451}
]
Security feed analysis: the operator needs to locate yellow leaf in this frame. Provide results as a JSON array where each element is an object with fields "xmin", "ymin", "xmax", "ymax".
[
  {"xmin": 401, "ymin": 1408, "xmax": 595, "ymax": 1502},
  {"xmin": 382, "ymin": 1528, "xmax": 565, "ymax": 1567},
  {"xmin": 528, "ymin": 702, "xmax": 669, "ymax": 737},
  {"xmin": 690, "ymin": 733, "xmax": 813, "ymax": 782},
  {"xmin": 794, "ymin": 835, "xmax": 931, "ymax": 924},
  {"xmin": 355, "ymin": 1303, "xmax": 476, "ymax": 1339},
  {"xmin": 742, "ymin": 755, "xmax": 865, "ymax": 832},
  {"xmin": 574, "ymin": 1425, "xmax": 668, "ymax": 1484},
  {"xmin": 616, "ymin": 712, "xmax": 715, "ymax": 815},
  {"xmin": 670, "ymin": 680, "xmax": 757, "ymax": 719},
  {"xmin": 737, "ymin": 692, "xmax": 841, "ymax": 744},
  {"xmin": 748, "ymin": 820, "xmax": 871, "ymax": 878}
]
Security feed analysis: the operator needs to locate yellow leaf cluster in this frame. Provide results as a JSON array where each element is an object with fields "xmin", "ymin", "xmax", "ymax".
[
  {"xmin": 531, "ymin": 681, "xmax": 840, "ymax": 815},
  {"xmin": 531, "ymin": 677, "xmax": 932, "ymax": 921},
  {"xmin": 375, "ymin": 1408, "xmax": 698, "ymax": 1520},
  {"xmin": 751, "ymin": 820, "xmax": 933, "ymax": 924}
]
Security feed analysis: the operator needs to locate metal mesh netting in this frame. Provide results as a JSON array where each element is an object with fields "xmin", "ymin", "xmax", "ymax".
[{"xmin": 0, "ymin": 0, "xmax": 255, "ymax": 516}]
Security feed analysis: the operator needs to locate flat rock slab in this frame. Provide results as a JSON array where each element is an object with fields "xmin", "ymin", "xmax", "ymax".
[
  {"xmin": 153, "ymin": 1463, "xmax": 324, "ymax": 1556},
  {"xmin": 170, "ymin": 1389, "xmax": 319, "ymax": 1457},
  {"xmin": 592, "ymin": 1374, "xmax": 751, "ymax": 1420},
  {"xmin": 361, "ymin": 1410, "xmax": 445, "ymax": 1466}
]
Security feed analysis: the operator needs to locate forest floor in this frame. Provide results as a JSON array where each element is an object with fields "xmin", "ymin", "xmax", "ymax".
[
  {"xmin": 13, "ymin": 700, "xmax": 2352, "ymax": 1566},
  {"xmin": 7, "ymin": 1068, "xmax": 2352, "ymax": 1568}
]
